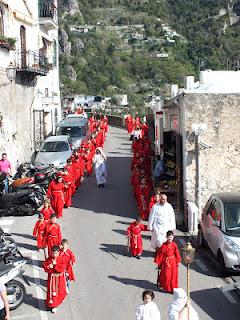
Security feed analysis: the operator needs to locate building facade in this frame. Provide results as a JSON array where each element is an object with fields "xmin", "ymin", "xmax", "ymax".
[
  {"xmin": 151, "ymin": 70, "xmax": 240, "ymax": 233},
  {"xmin": 0, "ymin": 0, "xmax": 61, "ymax": 170}
]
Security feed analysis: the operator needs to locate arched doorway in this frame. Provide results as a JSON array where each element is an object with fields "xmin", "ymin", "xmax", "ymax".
[{"xmin": 20, "ymin": 25, "xmax": 26, "ymax": 67}]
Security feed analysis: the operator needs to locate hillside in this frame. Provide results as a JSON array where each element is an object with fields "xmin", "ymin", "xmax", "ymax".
[{"xmin": 58, "ymin": 0, "xmax": 240, "ymax": 112}]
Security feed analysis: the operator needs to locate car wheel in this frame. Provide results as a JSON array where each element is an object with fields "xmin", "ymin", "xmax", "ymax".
[
  {"xmin": 198, "ymin": 227, "xmax": 206, "ymax": 248},
  {"xmin": 217, "ymin": 251, "xmax": 227, "ymax": 277}
]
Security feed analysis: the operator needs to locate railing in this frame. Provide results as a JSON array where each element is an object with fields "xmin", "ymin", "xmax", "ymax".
[
  {"xmin": 15, "ymin": 50, "xmax": 52, "ymax": 76},
  {"xmin": 107, "ymin": 115, "xmax": 125, "ymax": 128},
  {"xmin": 38, "ymin": 0, "xmax": 57, "ymax": 24}
]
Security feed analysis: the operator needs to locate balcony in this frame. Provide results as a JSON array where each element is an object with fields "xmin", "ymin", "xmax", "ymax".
[
  {"xmin": 15, "ymin": 50, "xmax": 52, "ymax": 77},
  {"xmin": 38, "ymin": 0, "xmax": 58, "ymax": 30}
]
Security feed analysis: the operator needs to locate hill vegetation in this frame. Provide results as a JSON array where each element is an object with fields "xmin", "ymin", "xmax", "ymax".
[{"xmin": 59, "ymin": 0, "xmax": 240, "ymax": 112}]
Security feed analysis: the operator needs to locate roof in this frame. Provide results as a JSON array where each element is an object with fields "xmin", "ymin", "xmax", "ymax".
[
  {"xmin": 186, "ymin": 70, "xmax": 240, "ymax": 94},
  {"xmin": 44, "ymin": 135, "xmax": 70, "ymax": 142},
  {"xmin": 56, "ymin": 117, "xmax": 88, "ymax": 127},
  {"xmin": 212, "ymin": 193, "xmax": 240, "ymax": 203}
]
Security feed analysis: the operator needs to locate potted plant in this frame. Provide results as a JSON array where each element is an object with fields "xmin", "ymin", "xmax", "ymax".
[{"xmin": 0, "ymin": 35, "xmax": 16, "ymax": 50}]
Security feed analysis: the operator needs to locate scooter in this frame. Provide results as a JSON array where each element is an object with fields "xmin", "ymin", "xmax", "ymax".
[
  {"xmin": 0, "ymin": 260, "xmax": 29, "ymax": 310},
  {"xmin": 0, "ymin": 182, "xmax": 44, "ymax": 216}
]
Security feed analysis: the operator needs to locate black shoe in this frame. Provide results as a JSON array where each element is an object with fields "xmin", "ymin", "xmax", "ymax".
[{"xmin": 136, "ymin": 255, "xmax": 141, "ymax": 259}]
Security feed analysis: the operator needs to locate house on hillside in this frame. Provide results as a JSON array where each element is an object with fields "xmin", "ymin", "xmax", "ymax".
[{"xmin": 151, "ymin": 70, "xmax": 240, "ymax": 232}]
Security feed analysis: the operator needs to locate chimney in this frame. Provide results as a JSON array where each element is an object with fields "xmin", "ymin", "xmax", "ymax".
[
  {"xmin": 184, "ymin": 76, "xmax": 195, "ymax": 90},
  {"xmin": 170, "ymin": 84, "xmax": 178, "ymax": 98}
]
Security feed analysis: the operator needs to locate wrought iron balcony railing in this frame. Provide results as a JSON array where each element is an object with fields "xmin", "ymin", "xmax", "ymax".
[
  {"xmin": 15, "ymin": 50, "xmax": 52, "ymax": 77},
  {"xmin": 38, "ymin": 0, "xmax": 58, "ymax": 24}
]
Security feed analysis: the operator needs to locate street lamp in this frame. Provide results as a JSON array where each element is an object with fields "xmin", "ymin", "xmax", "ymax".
[
  {"xmin": 6, "ymin": 62, "xmax": 17, "ymax": 82},
  {"xmin": 182, "ymin": 241, "xmax": 195, "ymax": 303}
]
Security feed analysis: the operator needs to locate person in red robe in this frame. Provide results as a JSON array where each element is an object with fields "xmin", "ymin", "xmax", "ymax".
[
  {"xmin": 45, "ymin": 214, "xmax": 62, "ymax": 256},
  {"xmin": 59, "ymin": 239, "xmax": 76, "ymax": 292},
  {"xmin": 33, "ymin": 214, "xmax": 46, "ymax": 251},
  {"xmin": 149, "ymin": 191, "xmax": 161, "ymax": 212},
  {"xmin": 84, "ymin": 149, "xmax": 93, "ymax": 176},
  {"xmin": 127, "ymin": 218, "xmax": 148, "ymax": 259},
  {"xmin": 125, "ymin": 113, "xmax": 133, "ymax": 134},
  {"xmin": 43, "ymin": 245, "xmax": 67, "ymax": 313},
  {"xmin": 61, "ymin": 167, "xmax": 73, "ymax": 208},
  {"xmin": 40, "ymin": 200, "xmax": 54, "ymax": 223},
  {"xmin": 136, "ymin": 177, "xmax": 151, "ymax": 220},
  {"xmin": 65, "ymin": 159, "xmax": 76, "ymax": 194},
  {"xmin": 47, "ymin": 176, "xmax": 65, "ymax": 218},
  {"xmin": 154, "ymin": 230, "xmax": 181, "ymax": 293}
]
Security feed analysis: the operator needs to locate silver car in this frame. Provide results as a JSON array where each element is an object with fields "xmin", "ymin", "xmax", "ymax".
[
  {"xmin": 34, "ymin": 135, "xmax": 72, "ymax": 170},
  {"xmin": 199, "ymin": 193, "xmax": 240, "ymax": 275}
]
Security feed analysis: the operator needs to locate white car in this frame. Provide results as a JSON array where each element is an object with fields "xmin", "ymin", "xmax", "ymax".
[
  {"xmin": 199, "ymin": 193, "xmax": 240, "ymax": 275},
  {"xmin": 34, "ymin": 135, "xmax": 72, "ymax": 170}
]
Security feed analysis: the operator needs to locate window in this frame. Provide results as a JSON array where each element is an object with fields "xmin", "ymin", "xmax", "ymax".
[
  {"xmin": 53, "ymin": 40, "xmax": 57, "ymax": 66},
  {"xmin": 0, "ymin": 7, "xmax": 4, "ymax": 36}
]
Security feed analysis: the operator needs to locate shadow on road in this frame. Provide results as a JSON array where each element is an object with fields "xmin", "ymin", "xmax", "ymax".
[
  {"xmin": 108, "ymin": 275, "xmax": 156, "ymax": 291},
  {"xmin": 72, "ymin": 156, "xmax": 138, "ymax": 219},
  {"xmin": 100, "ymin": 243, "xmax": 154, "ymax": 258},
  {"xmin": 191, "ymin": 287, "xmax": 240, "ymax": 319},
  {"xmin": 12, "ymin": 233, "xmax": 35, "ymax": 241}
]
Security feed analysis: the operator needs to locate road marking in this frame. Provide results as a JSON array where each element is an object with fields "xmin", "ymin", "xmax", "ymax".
[
  {"xmin": 195, "ymin": 258, "xmax": 208, "ymax": 272},
  {"xmin": 221, "ymin": 290, "xmax": 238, "ymax": 304},
  {"xmin": 32, "ymin": 254, "xmax": 48, "ymax": 320},
  {"xmin": 12, "ymin": 314, "xmax": 40, "ymax": 319},
  {"xmin": 0, "ymin": 219, "xmax": 14, "ymax": 225}
]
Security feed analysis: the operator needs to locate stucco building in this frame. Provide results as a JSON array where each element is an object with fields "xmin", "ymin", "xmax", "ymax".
[
  {"xmin": 152, "ymin": 70, "xmax": 240, "ymax": 233},
  {"xmin": 0, "ymin": 0, "xmax": 61, "ymax": 170}
]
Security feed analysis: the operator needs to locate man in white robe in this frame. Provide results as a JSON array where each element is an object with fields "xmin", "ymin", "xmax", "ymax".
[{"xmin": 148, "ymin": 194, "xmax": 176, "ymax": 249}]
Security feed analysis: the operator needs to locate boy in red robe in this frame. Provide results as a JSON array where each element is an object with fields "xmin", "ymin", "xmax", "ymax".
[
  {"xmin": 154, "ymin": 230, "xmax": 181, "ymax": 293},
  {"xmin": 45, "ymin": 214, "xmax": 62, "ymax": 256},
  {"xmin": 33, "ymin": 214, "xmax": 46, "ymax": 252},
  {"xmin": 136, "ymin": 177, "xmax": 151, "ymax": 220},
  {"xmin": 43, "ymin": 245, "xmax": 67, "ymax": 313},
  {"xmin": 59, "ymin": 239, "xmax": 76, "ymax": 292},
  {"xmin": 127, "ymin": 217, "xmax": 148, "ymax": 259},
  {"xmin": 61, "ymin": 167, "xmax": 73, "ymax": 208}
]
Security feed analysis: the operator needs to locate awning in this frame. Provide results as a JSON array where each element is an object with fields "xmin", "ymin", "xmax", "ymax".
[{"xmin": 13, "ymin": 11, "xmax": 36, "ymax": 25}]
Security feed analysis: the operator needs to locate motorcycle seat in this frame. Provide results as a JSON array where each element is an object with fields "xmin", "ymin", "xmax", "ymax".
[
  {"xmin": 0, "ymin": 191, "xmax": 29, "ymax": 202},
  {"xmin": 0, "ymin": 263, "xmax": 13, "ymax": 277}
]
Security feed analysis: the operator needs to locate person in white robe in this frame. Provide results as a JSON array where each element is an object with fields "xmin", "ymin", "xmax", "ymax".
[
  {"xmin": 136, "ymin": 290, "xmax": 161, "ymax": 320},
  {"xmin": 148, "ymin": 194, "xmax": 176, "ymax": 249},
  {"xmin": 168, "ymin": 288, "xmax": 199, "ymax": 320},
  {"xmin": 93, "ymin": 147, "xmax": 107, "ymax": 187}
]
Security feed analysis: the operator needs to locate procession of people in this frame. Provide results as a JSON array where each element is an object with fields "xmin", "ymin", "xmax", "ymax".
[
  {"xmin": 32, "ymin": 109, "xmax": 108, "ymax": 313},
  {"xmin": 126, "ymin": 113, "xmax": 199, "ymax": 319}
]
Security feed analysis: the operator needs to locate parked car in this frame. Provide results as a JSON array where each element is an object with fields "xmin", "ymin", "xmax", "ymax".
[
  {"xmin": 34, "ymin": 135, "xmax": 72, "ymax": 170},
  {"xmin": 55, "ymin": 116, "xmax": 88, "ymax": 150},
  {"xmin": 199, "ymin": 193, "xmax": 240, "ymax": 275}
]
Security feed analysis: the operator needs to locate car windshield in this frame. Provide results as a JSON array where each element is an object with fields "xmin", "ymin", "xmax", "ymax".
[
  {"xmin": 40, "ymin": 141, "xmax": 69, "ymax": 152},
  {"xmin": 224, "ymin": 202, "xmax": 240, "ymax": 236},
  {"xmin": 56, "ymin": 127, "xmax": 82, "ymax": 138}
]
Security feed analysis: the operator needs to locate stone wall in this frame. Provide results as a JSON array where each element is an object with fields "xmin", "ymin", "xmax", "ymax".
[
  {"xmin": 182, "ymin": 93, "xmax": 240, "ymax": 208},
  {"xmin": 0, "ymin": 70, "xmax": 35, "ymax": 172}
]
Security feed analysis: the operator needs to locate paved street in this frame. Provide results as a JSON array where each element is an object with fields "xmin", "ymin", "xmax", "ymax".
[{"xmin": 2, "ymin": 126, "xmax": 240, "ymax": 320}]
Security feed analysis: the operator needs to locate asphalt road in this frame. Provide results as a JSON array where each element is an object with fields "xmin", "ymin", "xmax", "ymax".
[{"xmin": 1, "ymin": 126, "xmax": 240, "ymax": 320}]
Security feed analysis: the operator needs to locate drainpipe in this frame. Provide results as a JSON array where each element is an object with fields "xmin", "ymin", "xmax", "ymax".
[{"xmin": 196, "ymin": 134, "xmax": 201, "ymax": 221}]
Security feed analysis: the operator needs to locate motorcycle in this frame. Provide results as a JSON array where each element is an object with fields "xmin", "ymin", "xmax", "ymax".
[
  {"xmin": 0, "ymin": 182, "xmax": 44, "ymax": 216},
  {"xmin": 0, "ymin": 260, "xmax": 29, "ymax": 310}
]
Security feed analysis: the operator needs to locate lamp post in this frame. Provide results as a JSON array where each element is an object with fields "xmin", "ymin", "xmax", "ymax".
[
  {"xmin": 6, "ymin": 62, "xmax": 17, "ymax": 82},
  {"xmin": 182, "ymin": 241, "xmax": 196, "ymax": 303}
]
